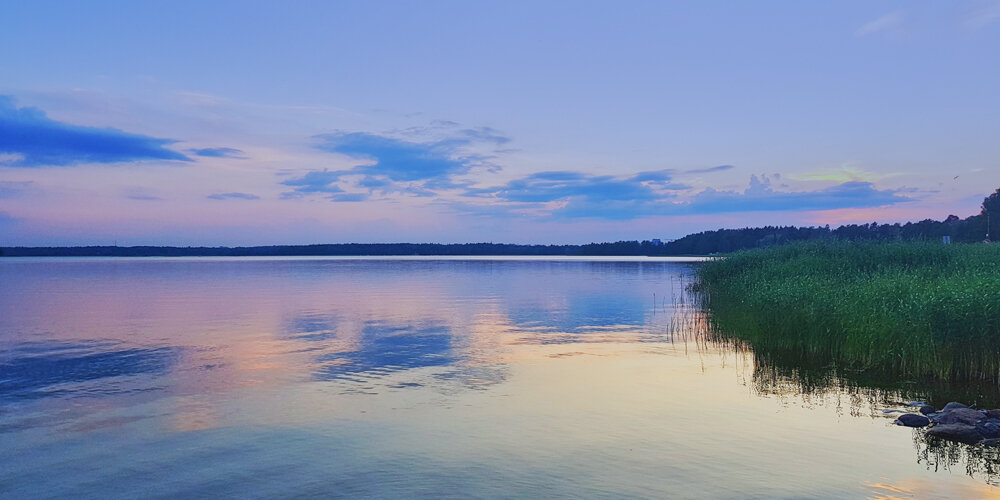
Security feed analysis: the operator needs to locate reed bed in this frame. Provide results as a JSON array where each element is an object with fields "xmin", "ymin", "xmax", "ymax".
[{"xmin": 696, "ymin": 241, "xmax": 1000, "ymax": 382}]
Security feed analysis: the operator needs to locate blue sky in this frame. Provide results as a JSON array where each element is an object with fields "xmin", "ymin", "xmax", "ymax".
[{"xmin": 0, "ymin": 1, "xmax": 998, "ymax": 245}]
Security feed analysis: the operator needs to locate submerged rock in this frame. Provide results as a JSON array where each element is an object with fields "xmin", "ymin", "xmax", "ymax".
[
  {"xmin": 941, "ymin": 402, "xmax": 969, "ymax": 411},
  {"xmin": 918, "ymin": 405, "xmax": 936, "ymax": 415},
  {"xmin": 926, "ymin": 423, "xmax": 983, "ymax": 445},
  {"xmin": 930, "ymin": 407, "xmax": 985, "ymax": 425},
  {"xmin": 987, "ymin": 409, "xmax": 1000, "ymax": 420},
  {"xmin": 895, "ymin": 413, "xmax": 930, "ymax": 427}
]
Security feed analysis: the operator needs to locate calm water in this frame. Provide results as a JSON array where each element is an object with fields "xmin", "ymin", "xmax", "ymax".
[{"xmin": 1, "ymin": 257, "xmax": 997, "ymax": 499}]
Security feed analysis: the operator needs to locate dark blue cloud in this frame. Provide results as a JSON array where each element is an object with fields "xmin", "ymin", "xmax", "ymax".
[
  {"xmin": 280, "ymin": 170, "xmax": 346, "ymax": 198},
  {"xmin": 280, "ymin": 170, "xmax": 371, "ymax": 201},
  {"xmin": 315, "ymin": 132, "xmax": 471, "ymax": 182},
  {"xmin": 190, "ymin": 147, "xmax": 245, "ymax": 159},
  {"xmin": 0, "ymin": 95, "xmax": 191, "ymax": 167},
  {"xmin": 207, "ymin": 192, "xmax": 260, "ymax": 200},
  {"xmin": 283, "ymin": 128, "xmax": 506, "ymax": 202}
]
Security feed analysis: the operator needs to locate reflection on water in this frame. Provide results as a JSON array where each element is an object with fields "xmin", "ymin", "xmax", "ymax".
[
  {"xmin": 915, "ymin": 433, "xmax": 1000, "ymax": 487},
  {"xmin": 0, "ymin": 341, "xmax": 178, "ymax": 402},
  {"xmin": 1, "ymin": 257, "xmax": 999, "ymax": 498},
  {"xmin": 315, "ymin": 322, "xmax": 457, "ymax": 382}
]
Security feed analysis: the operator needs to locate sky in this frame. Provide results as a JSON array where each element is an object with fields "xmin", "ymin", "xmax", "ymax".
[{"xmin": 1, "ymin": 0, "xmax": 998, "ymax": 246}]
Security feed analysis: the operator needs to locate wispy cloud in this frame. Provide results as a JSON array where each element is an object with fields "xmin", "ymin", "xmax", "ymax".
[
  {"xmin": 460, "ymin": 173, "xmax": 911, "ymax": 220},
  {"xmin": 282, "ymin": 127, "xmax": 508, "ymax": 201},
  {"xmin": 315, "ymin": 132, "xmax": 472, "ymax": 182},
  {"xmin": 463, "ymin": 170, "xmax": 688, "ymax": 220},
  {"xmin": 207, "ymin": 192, "xmax": 260, "ymax": 200},
  {"xmin": 686, "ymin": 175, "xmax": 911, "ymax": 214},
  {"xmin": 685, "ymin": 165, "xmax": 734, "ymax": 174},
  {"xmin": 191, "ymin": 147, "xmax": 246, "ymax": 159},
  {"xmin": 467, "ymin": 170, "xmax": 686, "ymax": 203},
  {"xmin": 280, "ymin": 170, "xmax": 350, "ymax": 198},
  {"xmin": 855, "ymin": 11, "xmax": 903, "ymax": 37},
  {"xmin": 0, "ymin": 95, "xmax": 191, "ymax": 167},
  {"xmin": 966, "ymin": 0, "xmax": 1000, "ymax": 30},
  {"xmin": 787, "ymin": 165, "xmax": 900, "ymax": 183}
]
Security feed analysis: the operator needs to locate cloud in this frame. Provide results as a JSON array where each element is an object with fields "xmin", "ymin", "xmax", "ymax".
[
  {"xmin": 281, "ymin": 170, "xmax": 347, "ymax": 195},
  {"xmin": 0, "ymin": 180, "xmax": 32, "ymax": 198},
  {"xmin": 462, "ymin": 170, "xmax": 694, "ymax": 220},
  {"xmin": 207, "ymin": 192, "xmax": 260, "ymax": 200},
  {"xmin": 966, "ymin": 1, "xmax": 1000, "ymax": 30},
  {"xmin": 126, "ymin": 194, "xmax": 163, "ymax": 201},
  {"xmin": 855, "ymin": 11, "xmax": 903, "ymax": 37},
  {"xmin": 456, "ymin": 126, "xmax": 511, "ymax": 145},
  {"xmin": 283, "ymin": 127, "xmax": 507, "ymax": 201},
  {"xmin": 328, "ymin": 193, "xmax": 368, "ymax": 202},
  {"xmin": 460, "ymin": 172, "xmax": 911, "ymax": 220},
  {"xmin": 685, "ymin": 175, "xmax": 912, "ymax": 214},
  {"xmin": 315, "ymin": 132, "xmax": 474, "ymax": 182},
  {"xmin": 0, "ymin": 95, "xmax": 191, "ymax": 167},
  {"xmin": 469, "ymin": 171, "xmax": 666, "ymax": 204},
  {"xmin": 190, "ymin": 147, "xmax": 245, "ymax": 159},
  {"xmin": 787, "ymin": 165, "xmax": 900, "ymax": 183},
  {"xmin": 685, "ymin": 165, "xmax": 734, "ymax": 174}
]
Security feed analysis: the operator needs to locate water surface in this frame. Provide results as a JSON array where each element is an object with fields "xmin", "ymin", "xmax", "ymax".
[{"xmin": 1, "ymin": 257, "xmax": 997, "ymax": 498}]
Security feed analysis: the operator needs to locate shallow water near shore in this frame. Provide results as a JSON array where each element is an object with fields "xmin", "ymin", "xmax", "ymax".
[{"xmin": 2, "ymin": 257, "xmax": 998, "ymax": 498}]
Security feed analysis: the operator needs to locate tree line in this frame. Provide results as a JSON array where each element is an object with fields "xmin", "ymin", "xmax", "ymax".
[{"xmin": 3, "ymin": 188, "xmax": 998, "ymax": 257}]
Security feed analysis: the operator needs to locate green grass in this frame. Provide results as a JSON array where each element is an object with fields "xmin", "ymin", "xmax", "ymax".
[{"xmin": 696, "ymin": 241, "xmax": 1000, "ymax": 382}]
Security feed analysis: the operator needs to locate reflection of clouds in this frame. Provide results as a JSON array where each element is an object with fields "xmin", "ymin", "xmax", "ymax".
[
  {"xmin": 0, "ymin": 340, "xmax": 179, "ymax": 403},
  {"xmin": 284, "ymin": 315, "xmax": 338, "ymax": 342},
  {"xmin": 314, "ymin": 321, "xmax": 456, "ymax": 382},
  {"xmin": 0, "ymin": 258, "xmax": 701, "ymax": 434}
]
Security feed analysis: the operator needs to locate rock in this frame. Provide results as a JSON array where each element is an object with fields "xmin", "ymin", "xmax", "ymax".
[
  {"xmin": 895, "ymin": 413, "xmax": 930, "ymax": 427},
  {"xmin": 986, "ymin": 409, "xmax": 1000, "ymax": 420},
  {"xmin": 926, "ymin": 423, "xmax": 983, "ymax": 445},
  {"xmin": 977, "ymin": 420, "xmax": 1000, "ymax": 439},
  {"xmin": 930, "ymin": 407, "xmax": 985, "ymax": 425},
  {"xmin": 906, "ymin": 401, "xmax": 926, "ymax": 407},
  {"xmin": 918, "ymin": 405, "xmax": 936, "ymax": 415},
  {"xmin": 941, "ymin": 402, "xmax": 969, "ymax": 411},
  {"xmin": 982, "ymin": 438, "xmax": 1000, "ymax": 447}
]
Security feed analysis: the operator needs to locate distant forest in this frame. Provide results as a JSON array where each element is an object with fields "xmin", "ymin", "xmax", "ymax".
[{"xmin": 3, "ymin": 188, "xmax": 998, "ymax": 258}]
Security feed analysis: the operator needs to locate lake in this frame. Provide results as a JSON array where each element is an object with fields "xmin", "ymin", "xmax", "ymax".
[{"xmin": 1, "ymin": 257, "xmax": 997, "ymax": 498}]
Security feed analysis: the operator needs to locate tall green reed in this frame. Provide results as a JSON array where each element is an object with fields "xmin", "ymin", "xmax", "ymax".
[{"xmin": 696, "ymin": 241, "xmax": 1000, "ymax": 382}]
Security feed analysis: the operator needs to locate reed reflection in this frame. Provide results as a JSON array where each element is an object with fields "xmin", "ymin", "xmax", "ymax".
[
  {"xmin": 683, "ymin": 284, "xmax": 1000, "ymax": 486},
  {"xmin": 4, "ymin": 258, "xmax": 1000, "ymax": 497}
]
